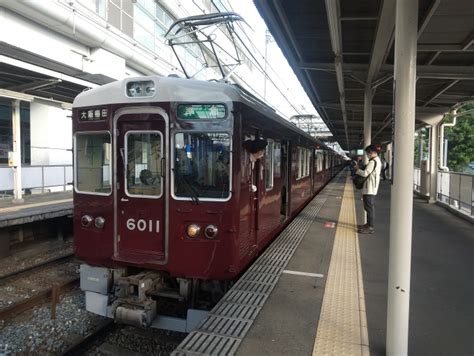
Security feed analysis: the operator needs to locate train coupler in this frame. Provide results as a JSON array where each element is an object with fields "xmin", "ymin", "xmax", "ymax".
[{"xmin": 111, "ymin": 271, "xmax": 163, "ymax": 327}]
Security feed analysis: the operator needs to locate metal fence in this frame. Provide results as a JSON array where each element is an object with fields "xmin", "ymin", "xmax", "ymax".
[
  {"xmin": 437, "ymin": 171, "xmax": 474, "ymax": 217},
  {"xmin": 0, "ymin": 165, "xmax": 73, "ymax": 195},
  {"xmin": 413, "ymin": 168, "xmax": 473, "ymax": 217},
  {"xmin": 413, "ymin": 167, "xmax": 421, "ymax": 192}
]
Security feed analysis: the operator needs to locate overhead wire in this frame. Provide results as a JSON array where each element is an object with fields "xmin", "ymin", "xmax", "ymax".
[{"xmin": 207, "ymin": 1, "xmax": 309, "ymax": 116}]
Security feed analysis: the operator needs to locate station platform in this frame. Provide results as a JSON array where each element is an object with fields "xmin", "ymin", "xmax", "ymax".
[
  {"xmin": 0, "ymin": 191, "xmax": 73, "ymax": 257},
  {"xmin": 0, "ymin": 191, "xmax": 72, "ymax": 229},
  {"xmin": 172, "ymin": 170, "xmax": 473, "ymax": 356}
]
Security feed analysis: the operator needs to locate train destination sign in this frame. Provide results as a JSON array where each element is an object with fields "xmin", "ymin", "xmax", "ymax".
[
  {"xmin": 177, "ymin": 104, "xmax": 226, "ymax": 120},
  {"xmin": 79, "ymin": 108, "xmax": 108, "ymax": 121}
]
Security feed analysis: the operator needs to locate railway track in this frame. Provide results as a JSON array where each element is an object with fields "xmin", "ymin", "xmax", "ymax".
[
  {"xmin": 0, "ymin": 253, "xmax": 78, "ymax": 319},
  {"xmin": 62, "ymin": 319, "xmax": 115, "ymax": 355},
  {"xmin": 0, "ymin": 276, "xmax": 78, "ymax": 320},
  {"xmin": 63, "ymin": 322, "xmax": 187, "ymax": 356},
  {"xmin": 0, "ymin": 252, "xmax": 74, "ymax": 281}
]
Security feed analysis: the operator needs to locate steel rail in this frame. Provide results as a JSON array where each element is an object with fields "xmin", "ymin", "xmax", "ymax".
[
  {"xmin": 0, "ymin": 277, "xmax": 78, "ymax": 320},
  {"xmin": 62, "ymin": 320, "xmax": 116, "ymax": 356},
  {"xmin": 0, "ymin": 253, "xmax": 74, "ymax": 282}
]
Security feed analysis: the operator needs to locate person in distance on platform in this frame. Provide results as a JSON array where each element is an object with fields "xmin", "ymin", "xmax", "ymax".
[
  {"xmin": 354, "ymin": 144, "xmax": 382, "ymax": 234},
  {"xmin": 380, "ymin": 155, "xmax": 390, "ymax": 180}
]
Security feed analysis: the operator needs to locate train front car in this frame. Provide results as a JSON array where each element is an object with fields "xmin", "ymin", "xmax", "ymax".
[{"xmin": 73, "ymin": 76, "xmax": 240, "ymax": 330}]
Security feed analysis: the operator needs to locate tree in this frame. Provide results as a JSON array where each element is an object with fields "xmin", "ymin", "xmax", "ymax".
[{"xmin": 445, "ymin": 103, "xmax": 474, "ymax": 172}]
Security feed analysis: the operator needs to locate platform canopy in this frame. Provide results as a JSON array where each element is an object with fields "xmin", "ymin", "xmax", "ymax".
[
  {"xmin": 0, "ymin": 42, "xmax": 113, "ymax": 104},
  {"xmin": 254, "ymin": 0, "xmax": 474, "ymax": 150}
]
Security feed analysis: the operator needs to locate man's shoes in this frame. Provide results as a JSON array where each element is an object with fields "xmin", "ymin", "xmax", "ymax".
[
  {"xmin": 358, "ymin": 226, "xmax": 375, "ymax": 234},
  {"xmin": 358, "ymin": 224, "xmax": 369, "ymax": 229}
]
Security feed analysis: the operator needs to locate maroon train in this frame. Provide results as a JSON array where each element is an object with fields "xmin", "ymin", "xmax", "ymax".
[{"xmin": 73, "ymin": 76, "xmax": 344, "ymax": 330}]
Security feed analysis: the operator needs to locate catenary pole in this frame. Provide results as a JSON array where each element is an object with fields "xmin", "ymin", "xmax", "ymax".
[{"xmin": 387, "ymin": 0, "xmax": 418, "ymax": 354}]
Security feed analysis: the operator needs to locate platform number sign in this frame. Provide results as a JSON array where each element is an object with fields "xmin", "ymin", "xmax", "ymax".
[{"xmin": 79, "ymin": 108, "xmax": 108, "ymax": 121}]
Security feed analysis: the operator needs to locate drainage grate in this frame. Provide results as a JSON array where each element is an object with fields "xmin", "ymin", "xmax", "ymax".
[
  {"xmin": 173, "ymin": 332, "xmax": 241, "ymax": 355},
  {"xmin": 172, "ymin": 175, "xmax": 344, "ymax": 356}
]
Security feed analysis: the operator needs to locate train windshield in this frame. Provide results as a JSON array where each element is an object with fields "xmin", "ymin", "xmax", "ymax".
[
  {"xmin": 174, "ymin": 132, "xmax": 230, "ymax": 200},
  {"xmin": 75, "ymin": 132, "xmax": 111, "ymax": 195},
  {"xmin": 125, "ymin": 131, "xmax": 163, "ymax": 198}
]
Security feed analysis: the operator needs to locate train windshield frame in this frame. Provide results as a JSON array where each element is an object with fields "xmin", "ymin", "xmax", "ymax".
[
  {"xmin": 74, "ymin": 131, "xmax": 112, "ymax": 196},
  {"xmin": 172, "ymin": 131, "xmax": 232, "ymax": 201}
]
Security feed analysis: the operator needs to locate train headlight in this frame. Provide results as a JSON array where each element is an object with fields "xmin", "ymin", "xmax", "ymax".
[
  {"xmin": 94, "ymin": 216, "xmax": 106, "ymax": 229},
  {"xmin": 81, "ymin": 215, "xmax": 93, "ymax": 228},
  {"xmin": 204, "ymin": 225, "xmax": 218, "ymax": 239},
  {"xmin": 126, "ymin": 81, "xmax": 155, "ymax": 98},
  {"xmin": 186, "ymin": 224, "xmax": 201, "ymax": 238}
]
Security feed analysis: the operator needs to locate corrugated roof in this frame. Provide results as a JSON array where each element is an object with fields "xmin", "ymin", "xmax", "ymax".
[{"xmin": 254, "ymin": 0, "xmax": 474, "ymax": 150}]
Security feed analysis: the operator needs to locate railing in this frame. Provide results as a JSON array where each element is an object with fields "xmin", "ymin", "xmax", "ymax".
[
  {"xmin": 413, "ymin": 168, "xmax": 473, "ymax": 217},
  {"xmin": 437, "ymin": 171, "xmax": 474, "ymax": 217},
  {"xmin": 0, "ymin": 165, "xmax": 73, "ymax": 195},
  {"xmin": 413, "ymin": 167, "xmax": 421, "ymax": 192}
]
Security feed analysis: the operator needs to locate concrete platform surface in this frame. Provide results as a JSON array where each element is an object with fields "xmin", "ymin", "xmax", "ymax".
[
  {"xmin": 235, "ymin": 173, "xmax": 473, "ymax": 355},
  {"xmin": 0, "ymin": 191, "xmax": 72, "ymax": 228},
  {"xmin": 356, "ymin": 181, "xmax": 474, "ymax": 356}
]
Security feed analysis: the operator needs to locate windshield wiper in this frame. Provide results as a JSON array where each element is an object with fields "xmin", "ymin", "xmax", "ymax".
[{"xmin": 172, "ymin": 168, "xmax": 200, "ymax": 204}]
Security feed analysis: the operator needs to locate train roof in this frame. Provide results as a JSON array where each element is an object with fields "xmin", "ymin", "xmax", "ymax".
[{"xmin": 73, "ymin": 76, "xmax": 340, "ymax": 155}]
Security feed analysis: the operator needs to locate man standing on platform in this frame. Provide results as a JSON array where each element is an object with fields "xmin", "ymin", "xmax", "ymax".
[{"xmin": 355, "ymin": 145, "xmax": 382, "ymax": 234}]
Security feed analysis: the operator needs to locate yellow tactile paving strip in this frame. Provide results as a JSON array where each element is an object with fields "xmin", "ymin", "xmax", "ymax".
[{"xmin": 312, "ymin": 175, "xmax": 369, "ymax": 356}]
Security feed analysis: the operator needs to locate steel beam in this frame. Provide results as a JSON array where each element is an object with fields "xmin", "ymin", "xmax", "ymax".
[
  {"xmin": 298, "ymin": 62, "xmax": 474, "ymax": 79},
  {"xmin": 325, "ymin": 0, "xmax": 350, "ymax": 148},
  {"xmin": 315, "ymin": 102, "xmax": 450, "ymax": 113},
  {"xmin": 422, "ymin": 80, "xmax": 460, "ymax": 106},
  {"xmin": 417, "ymin": 0, "xmax": 441, "ymax": 39},
  {"xmin": 6, "ymin": 79, "xmax": 62, "ymax": 92},
  {"xmin": 366, "ymin": 0, "xmax": 396, "ymax": 84}
]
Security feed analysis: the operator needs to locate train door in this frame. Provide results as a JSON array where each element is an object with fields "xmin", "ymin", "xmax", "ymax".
[{"xmin": 114, "ymin": 108, "xmax": 168, "ymax": 264}]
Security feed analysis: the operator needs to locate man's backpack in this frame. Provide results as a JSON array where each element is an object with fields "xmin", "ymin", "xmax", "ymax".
[{"xmin": 353, "ymin": 160, "xmax": 377, "ymax": 190}]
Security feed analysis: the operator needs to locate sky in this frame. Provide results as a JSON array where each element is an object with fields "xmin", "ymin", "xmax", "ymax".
[
  {"xmin": 228, "ymin": 1, "xmax": 322, "ymax": 120},
  {"xmin": 225, "ymin": 1, "xmax": 344, "ymax": 153},
  {"xmin": 171, "ymin": 0, "xmax": 342, "ymax": 152}
]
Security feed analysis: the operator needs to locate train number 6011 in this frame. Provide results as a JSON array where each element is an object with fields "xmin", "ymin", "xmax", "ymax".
[{"xmin": 126, "ymin": 218, "xmax": 160, "ymax": 233}]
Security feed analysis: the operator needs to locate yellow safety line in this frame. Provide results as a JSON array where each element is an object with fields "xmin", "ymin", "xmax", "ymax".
[
  {"xmin": 0, "ymin": 198, "xmax": 72, "ymax": 213},
  {"xmin": 312, "ymin": 174, "xmax": 370, "ymax": 356}
]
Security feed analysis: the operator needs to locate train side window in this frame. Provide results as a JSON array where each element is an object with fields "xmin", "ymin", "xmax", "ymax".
[
  {"xmin": 298, "ymin": 147, "xmax": 311, "ymax": 179},
  {"xmin": 125, "ymin": 131, "xmax": 163, "ymax": 198},
  {"xmin": 297, "ymin": 147, "xmax": 302, "ymax": 179},
  {"xmin": 273, "ymin": 142, "xmax": 281, "ymax": 178},
  {"xmin": 75, "ymin": 132, "xmax": 111, "ymax": 195},
  {"xmin": 316, "ymin": 151, "xmax": 323, "ymax": 172},
  {"xmin": 265, "ymin": 139, "xmax": 274, "ymax": 190},
  {"xmin": 305, "ymin": 148, "xmax": 311, "ymax": 176}
]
